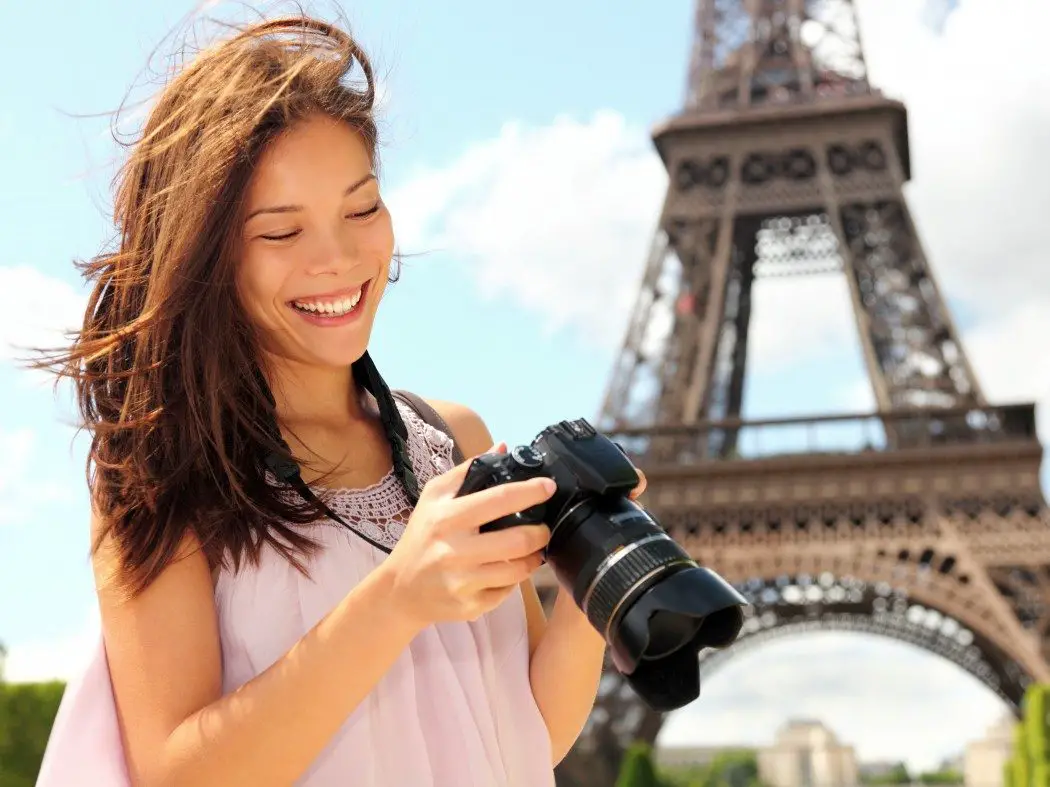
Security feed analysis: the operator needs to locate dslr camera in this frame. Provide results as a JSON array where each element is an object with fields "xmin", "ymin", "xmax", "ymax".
[{"xmin": 456, "ymin": 417, "xmax": 747, "ymax": 711}]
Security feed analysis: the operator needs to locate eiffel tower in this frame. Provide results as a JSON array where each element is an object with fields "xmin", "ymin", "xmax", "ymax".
[{"xmin": 536, "ymin": 2, "xmax": 1050, "ymax": 785}]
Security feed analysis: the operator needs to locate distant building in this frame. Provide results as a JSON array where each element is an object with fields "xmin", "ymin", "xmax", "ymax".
[
  {"xmin": 964, "ymin": 715, "xmax": 1014, "ymax": 787},
  {"xmin": 758, "ymin": 719, "xmax": 859, "ymax": 787}
]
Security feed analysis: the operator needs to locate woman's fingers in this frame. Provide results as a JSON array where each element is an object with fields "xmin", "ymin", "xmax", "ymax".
[
  {"xmin": 470, "ymin": 550, "xmax": 546, "ymax": 590},
  {"xmin": 629, "ymin": 468, "xmax": 647, "ymax": 499},
  {"xmin": 444, "ymin": 477, "xmax": 555, "ymax": 532},
  {"xmin": 461, "ymin": 524, "xmax": 551, "ymax": 564}
]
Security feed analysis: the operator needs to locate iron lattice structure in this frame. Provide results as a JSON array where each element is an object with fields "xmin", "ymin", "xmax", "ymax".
[{"xmin": 537, "ymin": 2, "xmax": 1050, "ymax": 786}]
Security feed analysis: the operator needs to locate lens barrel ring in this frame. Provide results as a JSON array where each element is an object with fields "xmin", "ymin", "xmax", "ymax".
[{"xmin": 582, "ymin": 533, "xmax": 694, "ymax": 639}]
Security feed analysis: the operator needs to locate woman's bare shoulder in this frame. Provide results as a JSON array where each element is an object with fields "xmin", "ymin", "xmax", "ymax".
[{"xmin": 424, "ymin": 398, "xmax": 495, "ymax": 458}]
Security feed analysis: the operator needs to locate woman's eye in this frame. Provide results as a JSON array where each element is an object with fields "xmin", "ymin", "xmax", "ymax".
[
  {"xmin": 259, "ymin": 230, "xmax": 300, "ymax": 241},
  {"xmin": 256, "ymin": 202, "xmax": 379, "ymax": 240},
  {"xmin": 348, "ymin": 203, "xmax": 380, "ymax": 219}
]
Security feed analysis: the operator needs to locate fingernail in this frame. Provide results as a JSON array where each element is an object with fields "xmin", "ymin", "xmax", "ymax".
[{"xmin": 542, "ymin": 478, "xmax": 557, "ymax": 494}]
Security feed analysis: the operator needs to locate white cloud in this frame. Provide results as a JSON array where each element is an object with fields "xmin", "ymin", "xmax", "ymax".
[
  {"xmin": 0, "ymin": 429, "xmax": 37, "ymax": 527},
  {"xmin": 387, "ymin": 111, "xmax": 666, "ymax": 344},
  {"xmin": 0, "ymin": 266, "xmax": 83, "ymax": 525},
  {"xmin": 966, "ymin": 297, "xmax": 1050, "ymax": 436},
  {"xmin": 0, "ymin": 427, "xmax": 76, "ymax": 528},
  {"xmin": 659, "ymin": 631, "xmax": 1007, "ymax": 774},
  {"xmin": 858, "ymin": 0, "xmax": 1050, "ymax": 310},
  {"xmin": 748, "ymin": 275, "xmax": 864, "ymax": 374},
  {"xmin": 0, "ymin": 266, "xmax": 86, "ymax": 365},
  {"xmin": 2, "ymin": 605, "xmax": 99, "ymax": 683},
  {"xmin": 0, "ymin": 266, "xmax": 86, "ymax": 399},
  {"xmin": 385, "ymin": 0, "xmax": 1049, "ymax": 393}
]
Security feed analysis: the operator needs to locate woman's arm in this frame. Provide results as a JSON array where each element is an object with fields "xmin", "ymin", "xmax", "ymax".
[
  {"xmin": 524, "ymin": 585, "xmax": 607, "ymax": 763},
  {"xmin": 96, "ymin": 458, "xmax": 553, "ymax": 787},
  {"xmin": 95, "ymin": 519, "xmax": 422, "ymax": 787},
  {"xmin": 431, "ymin": 399, "xmax": 607, "ymax": 764}
]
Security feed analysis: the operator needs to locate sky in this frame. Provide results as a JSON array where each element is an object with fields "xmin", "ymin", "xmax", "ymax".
[{"xmin": 1, "ymin": 0, "xmax": 1048, "ymax": 775}]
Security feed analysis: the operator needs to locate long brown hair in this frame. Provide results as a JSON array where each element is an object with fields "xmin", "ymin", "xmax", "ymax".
[{"xmin": 35, "ymin": 14, "xmax": 396, "ymax": 596}]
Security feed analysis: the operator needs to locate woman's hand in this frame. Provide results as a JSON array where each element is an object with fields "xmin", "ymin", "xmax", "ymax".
[
  {"xmin": 383, "ymin": 448, "xmax": 555, "ymax": 629},
  {"xmin": 628, "ymin": 467, "xmax": 647, "ymax": 500}
]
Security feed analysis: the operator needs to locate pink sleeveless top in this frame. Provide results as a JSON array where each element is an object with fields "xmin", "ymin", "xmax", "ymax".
[{"xmin": 36, "ymin": 401, "xmax": 555, "ymax": 786}]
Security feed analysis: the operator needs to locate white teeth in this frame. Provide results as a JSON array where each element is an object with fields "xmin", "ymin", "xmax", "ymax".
[{"xmin": 292, "ymin": 288, "xmax": 364, "ymax": 317}]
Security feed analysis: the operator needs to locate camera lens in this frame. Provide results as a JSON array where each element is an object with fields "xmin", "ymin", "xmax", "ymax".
[
  {"xmin": 645, "ymin": 610, "xmax": 703, "ymax": 659},
  {"xmin": 580, "ymin": 532, "xmax": 694, "ymax": 642},
  {"xmin": 545, "ymin": 496, "xmax": 747, "ymax": 711}
]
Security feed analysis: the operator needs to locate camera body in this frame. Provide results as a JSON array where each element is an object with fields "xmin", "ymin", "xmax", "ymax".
[
  {"xmin": 457, "ymin": 418, "xmax": 747, "ymax": 712},
  {"xmin": 458, "ymin": 418, "xmax": 640, "ymax": 532}
]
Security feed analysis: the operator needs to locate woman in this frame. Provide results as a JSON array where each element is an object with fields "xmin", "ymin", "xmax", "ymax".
[{"xmin": 35, "ymin": 14, "xmax": 644, "ymax": 787}]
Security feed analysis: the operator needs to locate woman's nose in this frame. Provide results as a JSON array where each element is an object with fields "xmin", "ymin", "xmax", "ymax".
[{"xmin": 304, "ymin": 231, "xmax": 360, "ymax": 277}]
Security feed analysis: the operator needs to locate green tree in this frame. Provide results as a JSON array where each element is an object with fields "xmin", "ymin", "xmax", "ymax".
[
  {"xmin": 864, "ymin": 762, "xmax": 911, "ymax": 784},
  {"xmin": 659, "ymin": 749, "xmax": 766, "ymax": 787},
  {"xmin": 709, "ymin": 750, "xmax": 760, "ymax": 787},
  {"xmin": 1026, "ymin": 683, "xmax": 1050, "ymax": 762},
  {"xmin": 1011, "ymin": 721, "xmax": 1031, "ymax": 787},
  {"xmin": 616, "ymin": 741, "xmax": 662, "ymax": 787},
  {"xmin": 917, "ymin": 769, "xmax": 963, "ymax": 784},
  {"xmin": 0, "ymin": 680, "xmax": 65, "ymax": 784},
  {"xmin": 1008, "ymin": 682, "xmax": 1050, "ymax": 786},
  {"xmin": 1004, "ymin": 757, "xmax": 1016, "ymax": 787}
]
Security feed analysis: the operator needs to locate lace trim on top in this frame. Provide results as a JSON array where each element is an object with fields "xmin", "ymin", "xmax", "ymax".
[{"xmin": 306, "ymin": 401, "xmax": 457, "ymax": 551}]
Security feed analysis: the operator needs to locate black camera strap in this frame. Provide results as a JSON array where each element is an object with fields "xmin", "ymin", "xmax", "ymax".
[
  {"xmin": 266, "ymin": 452, "xmax": 396, "ymax": 554},
  {"xmin": 261, "ymin": 356, "xmax": 464, "ymax": 554}
]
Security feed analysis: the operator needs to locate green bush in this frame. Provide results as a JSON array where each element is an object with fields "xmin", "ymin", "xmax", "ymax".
[
  {"xmin": 863, "ymin": 763, "xmax": 911, "ymax": 784},
  {"xmin": 658, "ymin": 748, "xmax": 764, "ymax": 787},
  {"xmin": 917, "ymin": 769, "xmax": 963, "ymax": 784},
  {"xmin": 616, "ymin": 741, "xmax": 662, "ymax": 787},
  {"xmin": 1026, "ymin": 685, "xmax": 1050, "ymax": 762},
  {"xmin": 0, "ymin": 680, "xmax": 65, "ymax": 782},
  {"xmin": 1006, "ymin": 682, "xmax": 1050, "ymax": 787},
  {"xmin": 1013, "ymin": 722, "xmax": 1031, "ymax": 787}
]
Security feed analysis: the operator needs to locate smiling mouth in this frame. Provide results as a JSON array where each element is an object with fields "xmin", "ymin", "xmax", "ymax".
[{"xmin": 288, "ymin": 281, "xmax": 370, "ymax": 318}]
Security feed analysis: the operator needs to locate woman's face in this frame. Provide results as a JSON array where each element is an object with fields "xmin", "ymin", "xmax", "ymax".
[{"xmin": 237, "ymin": 113, "xmax": 394, "ymax": 371}]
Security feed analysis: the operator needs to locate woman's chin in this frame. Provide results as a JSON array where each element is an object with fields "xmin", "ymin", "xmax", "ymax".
[
  {"xmin": 262, "ymin": 342, "xmax": 365, "ymax": 371},
  {"xmin": 309, "ymin": 347, "xmax": 368, "ymax": 370},
  {"xmin": 262, "ymin": 331, "xmax": 372, "ymax": 372}
]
